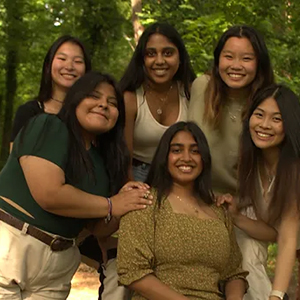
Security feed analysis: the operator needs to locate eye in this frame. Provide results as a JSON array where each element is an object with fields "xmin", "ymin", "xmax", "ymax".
[
  {"xmin": 253, "ymin": 112, "xmax": 263, "ymax": 118},
  {"xmin": 88, "ymin": 93, "xmax": 100, "ymax": 100},
  {"xmin": 191, "ymin": 148, "xmax": 200, "ymax": 154},
  {"xmin": 145, "ymin": 51, "xmax": 156, "ymax": 57},
  {"xmin": 108, "ymin": 98, "xmax": 118, "ymax": 107},
  {"xmin": 273, "ymin": 117, "xmax": 282, "ymax": 122},
  {"xmin": 224, "ymin": 54, "xmax": 233, "ymax": 59},
  {"xmin": 57, "ymin": 56, "xmax": 66, "ymax": 61},
  {"xmin": 170, "ymin": 147, "xmax": 181, "ymax": 154},
  {"xmin": 74, "ymin": 59, "xmax": 84, "ymax": 64},
  {"xmin": 164, "ymin": 50, "xmax": 173, "ymax": 57},
  {"xmin": 243, "ymin": 57, "xmax": 253, "ymax": 61}
]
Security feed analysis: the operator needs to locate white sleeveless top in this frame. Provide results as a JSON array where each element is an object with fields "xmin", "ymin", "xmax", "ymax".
[{"xmin": 133, "ymin": 83, "xmax": 188, "ymax": 164}]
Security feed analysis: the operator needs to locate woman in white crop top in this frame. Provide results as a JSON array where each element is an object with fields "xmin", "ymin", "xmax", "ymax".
[{"xmin": 119, "ymin": 22, "xmax": 196, "ymax": 182}]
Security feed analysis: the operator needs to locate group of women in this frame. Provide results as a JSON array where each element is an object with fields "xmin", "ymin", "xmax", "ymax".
[{"xmin": 0, "ymin": 20, "xmax": 298, "ymax": 300}]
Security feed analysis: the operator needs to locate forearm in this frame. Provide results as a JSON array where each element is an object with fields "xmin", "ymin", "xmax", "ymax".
[
  {"xmin": 225, "ymin": 279, "xmax": 246, "ymax": 300},
  {"xmin": 233, "ymin": 213, "xmax": 277, "ymax": 242},
  {"xmin": 272, "ymin": 234, "xmax": 297, "ymax": 293},
  {"xmin": 129, "ymin": 274, "xmax": 189, "ymax": 300},
  {"xmin": 40, "ymin": 184, "xmax": 109, "ymax": 218}
]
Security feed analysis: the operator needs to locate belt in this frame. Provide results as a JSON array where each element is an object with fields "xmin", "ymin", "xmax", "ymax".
[
  {"xmin": 0, "ymin": 210, "xmax": 74, "ymax": 252},
  {"xmin": 132, "ymin": 158, "xmax": 150, "ymax": 167}
]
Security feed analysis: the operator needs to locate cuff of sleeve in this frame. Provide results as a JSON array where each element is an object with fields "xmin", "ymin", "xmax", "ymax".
[{"xmin": 118, "ymin": 269, "xmax": 154, "ymax": 287}]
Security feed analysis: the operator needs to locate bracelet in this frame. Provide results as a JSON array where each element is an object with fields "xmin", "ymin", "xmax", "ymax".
[
  {"xmin": 269, "ymin": 290, "xmax": 285, "ymax": 300},
  {"xmin": 104, "ymin": 197, "xmax": 112, "ymax": 224}
]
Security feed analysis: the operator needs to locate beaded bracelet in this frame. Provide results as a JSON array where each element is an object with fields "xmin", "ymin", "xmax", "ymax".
[{"xmin": 104, "ymin": 197, "xmax": 112, "ymax": 224}]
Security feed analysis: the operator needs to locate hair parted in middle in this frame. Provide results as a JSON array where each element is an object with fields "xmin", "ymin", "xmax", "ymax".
[
  {"xmin": 238, "ymin": 83, "xmax": 300, "ymax": 224},
  {"xmin": 204, "ymin": 25, "xmax": 274, "ymax": 127},
  {"xmin": 58, "ymin": 71, "xmax": 129, "ymax": 194},
  {"xmin": 146, "ymin": 121, "xmax": 214, "ymax": 207},
  {"xmin": 119, "ymin": 22, "xmax": 196, "ymax": 100}
]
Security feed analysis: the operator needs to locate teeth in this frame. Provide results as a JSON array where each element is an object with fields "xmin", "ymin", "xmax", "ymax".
[
  {"xmin": 229, "ymin": 74, "xmax": 243, "ymax": 78},
  {"xmin": 178, "ymin": 166, "xmax": 192, "ymax": 172},
  {"xmin": 153, "ymin": 69, "xmax": 166, "ymax": 75},
  {"xmin": 257, "ymin": 132, "xmax": 271, "ymax": 138}
]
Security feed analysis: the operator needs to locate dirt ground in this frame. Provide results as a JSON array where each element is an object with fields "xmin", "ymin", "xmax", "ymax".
[{"xmin": 67, "ymin": 265, "xmax": 99, "ymax": 300}]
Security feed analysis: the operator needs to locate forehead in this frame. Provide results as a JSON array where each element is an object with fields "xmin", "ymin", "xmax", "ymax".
[
  {"xmin": 94, "ymin": 82, "xmax": 116, "ymax": 95},
  {"xmin": 222, "ymin": 37, "xmax": 255, "ymax": 54},
  {"xmin": 170, "ymin": 130, "xmax": 196, "ymax": 144},
  {"xmin": 55, "ymin": 42, "xmax": 84, "ymax": 56},
  {"xmin": 146, "ymin": 33, "xmax": 178, "ymax": 50},
  {"xmin": 256, "ymin": 97, "xmax": 280, "ymax": 113}
]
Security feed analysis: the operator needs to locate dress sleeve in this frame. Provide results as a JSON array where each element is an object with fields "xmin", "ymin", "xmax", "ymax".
[
  {"xmin": 220, "ymin": 208, "xmax": 249, "ymax": 283},
  {"xmin": 117, "ymin": 203, "xmax": 156, "ymax": 286},
  {"xmin": 13, "ymin": 114, "xmax": 69, "ymax": 170},
  {"xmin": 11, "ymin": 101, "xmax": 41, "ymax": 142}
]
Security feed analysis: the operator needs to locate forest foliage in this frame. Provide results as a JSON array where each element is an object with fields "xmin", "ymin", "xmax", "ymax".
[{"xmin": 0, "ymin": 0, "xmax": 299, "ymax": 160}]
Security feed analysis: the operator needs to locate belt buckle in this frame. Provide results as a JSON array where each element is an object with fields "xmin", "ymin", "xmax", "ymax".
[{"xmin": 50, "ymin": 237, "xmax": 71, "ymax": 252}]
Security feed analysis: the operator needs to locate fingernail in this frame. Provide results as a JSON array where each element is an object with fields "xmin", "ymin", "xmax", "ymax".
[
  {"xmin": 143, "ymin": 205, "xmax": 147, "ymax": 208},
  {"xmin": 148, "ymin": 201, "xmax": 152, "ymax": 205}
]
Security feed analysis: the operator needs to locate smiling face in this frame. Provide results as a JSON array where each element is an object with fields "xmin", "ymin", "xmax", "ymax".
[
  {"xmin": 249, "ymin": 97, "xmax": 285, "ymax": 151},
  {"xmin": 144, "ymin": 33, "xmax": 180, "ymax": 86},
  {"xmin": 51, "ymin": 42, "xmax": 86, "ymax": 93},
  {"xmin": 168, "ymin": 130, "xmax": 203, "ymax": 187},
  {"xmin": 219, "ymin": 37, "xmax": 257, "ymax": 93},
  {"xmin": 76, "ymin": 82, "xmax": 119, "ymax": 147}
]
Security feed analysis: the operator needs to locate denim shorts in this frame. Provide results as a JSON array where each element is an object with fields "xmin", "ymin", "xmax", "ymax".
[{"xmin": 132, "ymin": 159, "xmax": 151, "ymax": 182}]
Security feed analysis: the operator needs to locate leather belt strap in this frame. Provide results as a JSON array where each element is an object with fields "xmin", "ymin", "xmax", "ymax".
[{"xmin": 0, "ymin": 210, "xmax": 74, "ymax": 251}]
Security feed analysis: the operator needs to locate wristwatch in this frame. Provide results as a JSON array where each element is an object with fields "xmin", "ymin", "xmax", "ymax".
[{"xmin": 269, "ymin": 290, "xmax": 285, "ymax": 299}]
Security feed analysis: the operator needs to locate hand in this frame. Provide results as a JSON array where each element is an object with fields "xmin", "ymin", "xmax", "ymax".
[
  {"xmin": 216, "ymin": 193, "xmax": 239, "ymax": 217},
  {"xmin": 119, "ymin": 181, "xmax": 150, "ymax": 192},
  {"xmin": 110, "ymin": 189, "xmax": 153, "ymax": 217}
]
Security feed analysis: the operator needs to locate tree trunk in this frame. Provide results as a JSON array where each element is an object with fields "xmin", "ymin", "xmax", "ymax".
[
  {"xmin": 1, "ymin": 0, "xmax": 22, "ymax": 162},
  {"xmin": 131, "ymin": 0, "xmax": 144, "ymax": 45}
]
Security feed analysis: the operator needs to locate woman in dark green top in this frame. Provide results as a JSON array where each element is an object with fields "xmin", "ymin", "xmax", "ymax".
[{"xmin": 0, "ymin": 71, "xmax": 152, "ymax": 299}]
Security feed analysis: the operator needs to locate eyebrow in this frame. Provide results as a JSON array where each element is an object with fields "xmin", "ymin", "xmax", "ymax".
[
  {"xmin": 222, "ymin": 50, "xmax": 255, "ymax": 56},
  {"xmin": 255, "ymin": 107, "xmax": 282, "ymax": 115},
  {"xmin": 170, "ymin": 143, "xmax": 198, "ymax": 147},
  {"xmin": 56, "ymin": 52, "xmax": 84, "ymax": 59},
  {"xmin": 146, "ymin": 47, "xmax": 176, "ymax": 51}
]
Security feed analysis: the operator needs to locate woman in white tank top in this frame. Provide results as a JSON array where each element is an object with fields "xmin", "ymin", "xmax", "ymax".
[{"xmin": 119, "ymin": 22, "xmax": 196, "ymax": 182}]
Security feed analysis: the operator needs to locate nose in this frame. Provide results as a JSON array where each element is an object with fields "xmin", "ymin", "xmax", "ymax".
[
  {"xmin": 230, "ymin": 58, "xmax": 242, "ymax": 70},
  {"xmin": 65, "ymin": 59, "xmax": 74, "ymax": 70},
  {"xmin": 259, "ymin": 117, "xmax": 271, "ymax": 129},
  {"xmin": 155, "ymin": 53, "xmax": 165, "ymax": 65},
  {"xmin": 98, "ymin": 97, "xmax": 108, "ymax": 109},
  {"xmin": 181, "ymin": 149, "xmax": 192, "ymax": 162}
]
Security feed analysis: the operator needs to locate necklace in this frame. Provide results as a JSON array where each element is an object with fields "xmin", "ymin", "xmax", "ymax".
[
  {"xmin": 175, "ymin": 195, "xmax": 200, "ymax": 214},
  {"xmin": 146, "ymin": 84, "xmax": 173, "ymax": 115},
  {"xmin": 264, "ymin": 163, "xmax": 275, "ymax": 184},
  {"xmin": 225, "ymin": 105, "xmax": 242, "ymax": 122},
  {"xmin": 50, "ymin": 97, "xmax": 64, "ymax": 104}
]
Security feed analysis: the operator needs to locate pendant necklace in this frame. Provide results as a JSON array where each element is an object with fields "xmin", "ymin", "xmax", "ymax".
[
  {"xmin": 146, "ymin": 84, "xmax": 173, "ymax": 115},
  {"xmin": 175, "ymin": 194, "xmax": 199, "ymax": 214}
]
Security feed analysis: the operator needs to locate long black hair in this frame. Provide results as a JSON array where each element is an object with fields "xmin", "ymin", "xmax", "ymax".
[
  {"xmin": 239, "ymin": 84, "xmax": 300, "ymax": 223},
  {"xmin": 119, "ymin": 22, "xmax": 196, "ymax": 100},
  {"xmin": 37, "ymin": 35, "xmax": 92, "ymax": 103},
  {"xmin": 146, "ymin": 121, "xmax": 214, "ymax": 206},
  {"xmin": 58, "ymin": 71, "xmax": 129, "ymax": 194}
]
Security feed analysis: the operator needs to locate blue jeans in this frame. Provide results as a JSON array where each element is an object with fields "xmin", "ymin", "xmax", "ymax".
[{"xmin": 132, "ymin": 160, "xmax": 150, "ymax": 182}]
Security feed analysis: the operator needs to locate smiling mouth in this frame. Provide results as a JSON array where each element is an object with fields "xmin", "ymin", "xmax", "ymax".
[
  {"xmin": 91, "ymin": 112, "xmax": 108, "ymax": 119},
  {"xmin": 152, "ymin": 69, "xmax": 168, "ymax": 76},
  {"xmin": 177, "ymin": 165, "xmax": 193, "ymax": 173},
  {"xmin": 61, "ymin": 74, "xmax": 76, "ymax": 79},
  {"xmin": 256, "ymin": 131, "xmax": 273, "ymax": 139},
  {"xmin": 228, "ymin": 73, "xmax": 245, "ymax": 78}
]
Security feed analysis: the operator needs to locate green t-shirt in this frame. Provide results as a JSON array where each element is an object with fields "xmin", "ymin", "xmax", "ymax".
[{"xmin": 0, "ymin": 114, "xmax": 110, "ymax": 238}]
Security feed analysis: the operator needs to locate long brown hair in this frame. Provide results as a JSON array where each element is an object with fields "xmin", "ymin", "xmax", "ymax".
[
  {"xmin": 238, "ymin": 84, "xmax": 300, "ymax": 224},
  {"xmin": 204, "ymin": 25, "xmax": 274, "ymax": 128}
]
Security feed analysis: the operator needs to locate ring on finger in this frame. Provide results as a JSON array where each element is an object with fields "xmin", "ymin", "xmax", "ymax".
[{"xmin": 143, "ymin": 192, "xmax": 149, "ymax": 199}]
